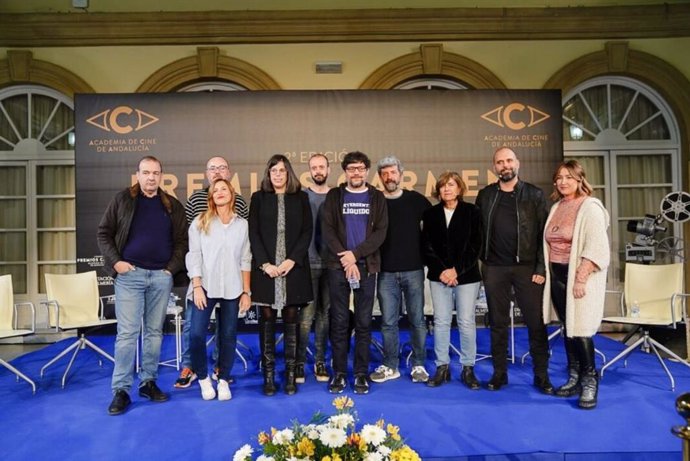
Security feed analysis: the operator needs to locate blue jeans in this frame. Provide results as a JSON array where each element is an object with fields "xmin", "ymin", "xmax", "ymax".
[
  {"xmin": 298, "ymin": 267, "xmax": 330, "ymax": 364},
  {"xmin": 429, "ymin": 280, "xmax": 480, "ymax": 367},
  {"xmin": 377, "ymin": 269, "xmax": 427, "ymax": 369},
  {"xmin": 189, "ymin": 293, "xmax": 239, "ymax": 381},
  {"xmin": 112, "ymin": 268, "xmax": 172, "ymax": 393},
  {"xmin": 181, "ymin": 302, "xmax": 220, "ymax": 369}
]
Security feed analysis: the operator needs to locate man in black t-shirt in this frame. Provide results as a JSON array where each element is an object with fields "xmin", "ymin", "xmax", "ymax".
[
  {"xmin": 369, "ymin": 156, "xmax": 431, "ymax": 385},
  {"xmin": 475, "ymin": 147, "xmax": 553, "ymax": 395}
]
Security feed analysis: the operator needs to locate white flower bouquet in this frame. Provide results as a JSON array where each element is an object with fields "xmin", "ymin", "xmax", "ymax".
[{"xmin": 233, "ymin": 396, "xmax": 421, "ymax": 461}]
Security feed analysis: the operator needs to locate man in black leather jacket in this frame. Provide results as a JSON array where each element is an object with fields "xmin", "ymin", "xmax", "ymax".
[{"xmin": 475, "ymin": 147, "xmax": 554, "ymax": 395}]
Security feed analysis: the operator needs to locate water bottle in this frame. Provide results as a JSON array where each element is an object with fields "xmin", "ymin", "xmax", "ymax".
[
  {"xmin": 630, "ymin": 300, "xmax": 640, "ymax": 318},
  {"xmin": 348, "ymin": 276, "xmax": 360, "ymax": 290}
]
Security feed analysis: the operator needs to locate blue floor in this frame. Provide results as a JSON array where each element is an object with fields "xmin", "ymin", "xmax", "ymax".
[{"xmin": 2, "ymin": 327, "xmax": 689, "ymax": 461}]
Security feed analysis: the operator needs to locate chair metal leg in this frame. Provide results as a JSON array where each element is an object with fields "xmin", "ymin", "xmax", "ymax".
[
  {"xmin": 235, "ymin": 347, "xmax": 248, "ymax": 372},
  {"xmin": 0, "ymin": 358, "xmax": 36, "ymax": 394},
  {"xmin": 209, "ymin": 334, "xmax": 251, "ymax": 372},
  {"xmin": 40, "ymin": 338, "xmax": 82, "ymax": 377},
  {"xmin": 61, "ymin": 336, "xmax": 114, "ymax": 388},
  {"xmin": 40, "ymin": 334, "xmax": 115, "ymax": 388},
  {"xmin": 600, "ymin": 331, "xmax": 690, "ymax": 391},
  {"xmin": 61, "ymin": 340, "xmax": 83, "ymax": 388},
  {"xmin": 595, "ymin": 348, "xmax": 607, "ymax": 364},
  {"xmin": 521, "ymin": 326, "xmax": 562, "ymax": 364},
  {"xmin": 474, "ymin": 303, "xmax": 515, "ymax": 364}
]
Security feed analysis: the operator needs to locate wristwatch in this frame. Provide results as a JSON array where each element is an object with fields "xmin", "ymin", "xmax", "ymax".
[{"xmin": 241, "ymin": 291, "xmax": 252, "ymax": 297}]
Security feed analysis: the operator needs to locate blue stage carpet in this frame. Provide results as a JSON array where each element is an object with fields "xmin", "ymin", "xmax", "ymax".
[{"xmin": 2, "ymin": 327, "xmax": 688, "ymax": 461}]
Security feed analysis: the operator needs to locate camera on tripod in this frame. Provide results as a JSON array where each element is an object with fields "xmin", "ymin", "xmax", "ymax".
[{"xmin": 625, "ymin": 214, "xmax": 666, "ymax": 263}]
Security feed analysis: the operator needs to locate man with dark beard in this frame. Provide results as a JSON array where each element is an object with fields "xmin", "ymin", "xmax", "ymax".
[
  {"xmin": 475, "ymin": 147, "xmax": 554, "ymax": 395},
  {"xmin": 322, "ymin": 151, "xmax": 388, "ymax": 394},
  {"xmin": 369, "ymin": 156, "xmax": 431, "ymax": 385},
  {"xmin": 296, "ymin": 154, "xmax": 332, "ymax": 384}
]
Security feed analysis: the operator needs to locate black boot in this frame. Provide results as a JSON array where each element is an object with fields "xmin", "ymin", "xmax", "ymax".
[
  {"xmin": 461, "ymin": 366, "xmax": 480, "ymax": 390},
  {"xmin": 426, "ymin": 364, "xmax": 450, "ymax": 387},
  {"xmin": 283, "ymin": 322, "xmax": 298, "ymax": 395},
  {"xmin": 259, "ymin": 318, "xmax": 277, "ymax": 396},
  {"xmin": 556, "ymin": 337, "xmax": 581, "ymax": 398},
  {"xmin": 576, "ymin": 336, "xmax": 598, "ymax": 409}
]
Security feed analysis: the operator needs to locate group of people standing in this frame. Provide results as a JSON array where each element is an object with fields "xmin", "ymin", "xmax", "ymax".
[{"xmin": 97, "ymin": 146, "xmax": 610, "ymax": 416}]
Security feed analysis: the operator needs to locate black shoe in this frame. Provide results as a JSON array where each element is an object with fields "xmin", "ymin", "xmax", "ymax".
[
  {"xmin": 461, "ymin": 366, "xmax": 481, "ymax": 390},
  {"xmin": 578, "ymin": 371, "xmax": 598, "ymax": 409},
  {"xmin": 263, "ymin": 371, "xmax": 277, "ymax": 396},
  {"xmin": 108, "ymin": 390, "xmax": 131, "ymax": 416},
  {"xmin": 354, "ymin": 374, "xmax": 369, "ymax": 394},
  {"xmin": 138, "ymin": 381, "xmax": 169, "ymax": 402},
  {"xmin": 426, "ymin": 364, "xmax": 450, "ymax": 388},
  {"xmin": 534, "ymin": 375, "xmax": 555, "ymax": 395},
  {"xmin": 314, "ymin": 362, "xmax": 330, "ymax": 383},
  {"xmin": 284, "ymin": 367, "xmax": 297, "ymax": 396},
  {"xmin": 295, "ymin": 364, "xmax": 305, "ymax": 384},
  {"xmin": 486, "ymin": 372, "xmax": 508, "ymax": 391},
  {"xmin": 328, "ymin": 373, "xmax": 347, "ymax": 394}
]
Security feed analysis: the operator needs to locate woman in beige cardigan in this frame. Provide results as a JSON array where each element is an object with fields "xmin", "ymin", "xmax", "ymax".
[{"xmin": 542, "ymin": 160, "xmax": 610, "ymax": 409}]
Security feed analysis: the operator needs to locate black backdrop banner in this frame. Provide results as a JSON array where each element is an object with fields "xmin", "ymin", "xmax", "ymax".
[{"xmin": 75, "ymin": 89, "xmax": 563, "ymax": 294}]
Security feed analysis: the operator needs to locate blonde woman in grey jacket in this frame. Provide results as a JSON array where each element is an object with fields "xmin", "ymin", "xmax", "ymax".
[{"xmin": 542, "ymin": 160, "xmax": 610, "ymax": 409}]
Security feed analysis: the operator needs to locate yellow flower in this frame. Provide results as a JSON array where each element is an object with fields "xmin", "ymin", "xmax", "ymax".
[
  {"xmin": 296, "ymin": 437, "xmax": 315, "ymax": 457},
  {"xmin": 321, "ymin": 457, "xmax": 331, "ymax": 461},
  {"xmin": 331, "ymin": 454, "xmax": 342, "ymax": 461},
  {"xmin": 347, "ymin": 433, "xmax": 360, "ymax": 446},
  {"xmin": 332, "ymin": 396, "xmax": 354, "ymax": 411},
  {"xmin": 387, "ymin": 423, "xmax": 401, "ymax": 441},
  {"xmin": 390, "ymin": 445, "xmax": 421, "ymax": 461},
  {"xmin": 257, "ymin": 431, "xmax": 270, "ymax": 445}
]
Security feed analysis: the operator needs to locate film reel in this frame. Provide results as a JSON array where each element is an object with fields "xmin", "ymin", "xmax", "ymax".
[{"xmin": 660, "ymin": 191, "xmax": 690, "ymax": 223}]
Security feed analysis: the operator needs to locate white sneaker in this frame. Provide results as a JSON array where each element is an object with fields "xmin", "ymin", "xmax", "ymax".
[
  {"xmin": 369, "ymin": 365, "xmax": 400, "ymax": 383},
  {"xmin": 199, "ymin": 376, "xmax": 216, "ymax": 400},
  {"xmin": 410, "ymin": 366, "xmax": 430, "ymax": 383},
  {"xmin": 217, "ymin": 379, "xmax": 232, "ymax": 401}
]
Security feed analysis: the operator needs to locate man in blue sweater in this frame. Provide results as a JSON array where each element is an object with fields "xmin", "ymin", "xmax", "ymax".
[{"xmin": 98, "ymin": 156, "xmax": 188, "ymax": 415}]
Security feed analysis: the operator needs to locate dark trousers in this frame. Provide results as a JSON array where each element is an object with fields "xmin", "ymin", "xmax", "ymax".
[
  {"xmin": 549, "ymin": 263, "xmax": 569, "ymax": 333},
  {"xmin": 328, "ymin": 267, "xmax": 376, "ymax": 377},
  {"xmin": 482, "ymin": 264, "xmax": 550, "ymax": 376}
]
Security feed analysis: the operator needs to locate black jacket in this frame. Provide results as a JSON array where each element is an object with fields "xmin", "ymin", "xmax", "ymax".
[
  {"xmin": 96, "ymin": 185, "xmax": 189, "ymax": 283},
  {"xmin": 421, "ymin": 201, "xmax": 482, "ymax": 285},
  {"xmin": 248, "ymin": 190, "xmax": 313, "ymax": 306},
  {"xmin": 475, "ymin": 180, "xmax": 548, "ymax": 276},
  {"xmin": 321, "ymin": 183, "xmax": 388, "ymax": 274}
]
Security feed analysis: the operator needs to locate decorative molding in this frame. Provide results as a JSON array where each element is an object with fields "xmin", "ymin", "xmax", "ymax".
[
  {"xmin": 605, "ymin": 41, "xmax": 629, "ymax": 72},
  {"xmin": 0, "ymin": 50, "xmax": 94, "ymax": 96},
  {"xmin": 420, "ymin": 44, "xmax": 443, "ymax": 75},
  {"xmin": 360, "ymin": 44, "xmax": 505, "ymax": 89},
  {"xmin": 137, "ymin": 47, "xmax": 280, "ymax": 92},
  {"xmin": 197, "ymin": 47, "xmax": 219, "ymax": 78},
  {"xmin": 1, "ymin": 5, "xmax": 689, "ymax": 47}
]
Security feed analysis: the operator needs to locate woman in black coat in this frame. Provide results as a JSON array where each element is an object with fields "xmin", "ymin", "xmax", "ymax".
[
  {"xmin": 249, "ymin": 154, "xmax": 313, "ymax": 396},
  {"xmin": 422, "ymin": 171, "xmax": 483, "ymax": 389}
]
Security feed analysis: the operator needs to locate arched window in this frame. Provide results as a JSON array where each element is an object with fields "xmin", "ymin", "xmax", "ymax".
[
  {"xmin": 562, "ymin": 76, "xmax": 682, "ymax": 282},
  {"xmin": 177, "ymin": 81, "xmax": 247, "ymax": 92},
  {"xmin": 0, "ymin": 85, "xmax": 76, "ymax": 297},
  {"xmin": 394, "ymin": 77, "xmax": 468, "ymax": 90}
]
